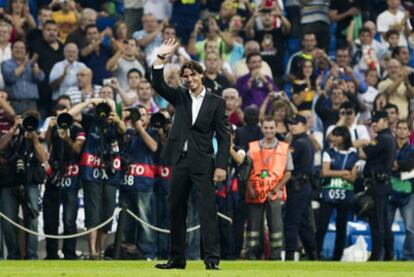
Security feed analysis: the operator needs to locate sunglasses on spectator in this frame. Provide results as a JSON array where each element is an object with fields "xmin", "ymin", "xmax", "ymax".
[{"xmin": 340, "ymin": 110, "xmax": 354, "ymax": 116}]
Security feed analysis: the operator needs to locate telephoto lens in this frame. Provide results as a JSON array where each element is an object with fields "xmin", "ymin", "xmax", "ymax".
[
  {"xmin": 22, "ymin": 115, "xmax": 39, "ymax": 132},
  {"xmin": 57, "ymin": 112, "xmax": 74, "ymax": 129}
]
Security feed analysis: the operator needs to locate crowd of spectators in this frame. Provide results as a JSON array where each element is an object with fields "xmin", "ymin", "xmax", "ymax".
[{"xmin": 0, "ymin": 0, "xmax": 414, "ymax": 262}]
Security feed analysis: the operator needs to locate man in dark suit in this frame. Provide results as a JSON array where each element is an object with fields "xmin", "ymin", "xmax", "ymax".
[{"xmin": 152, "ymin": 39, "xmax": 230, "ymax": 270}]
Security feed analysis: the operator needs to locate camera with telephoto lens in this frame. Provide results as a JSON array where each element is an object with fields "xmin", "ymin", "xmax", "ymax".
[
  {"xmin": 125, "ymin": 107, "xmax": 141, "ymax": 123},
  {"xmin": 57, "ymin": 112, "xmax": 73, "ymax": 129},
  {"xmin": 22, "ymin": 114, "xmax": 39, "ymax": 132},
  {"xmin": 95, "ymin": 102, "xmax": 112, "ymax": 120},
  {"xmin": 150, "ymin": 112, "xmax": 171, "ymax": 129}
]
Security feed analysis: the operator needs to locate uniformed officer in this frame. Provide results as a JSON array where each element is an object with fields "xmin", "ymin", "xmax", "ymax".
[
  {"xmin": 359, "ymin": 110, "xmax": 396, "ymax": 261},
  {"xmin": 284, "ymin": 114, "xmax": 318, "ymax": 261}
]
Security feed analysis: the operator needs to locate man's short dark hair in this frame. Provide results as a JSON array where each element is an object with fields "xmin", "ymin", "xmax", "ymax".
[
  {"xmin": 336, "ymin": 46, "xmax": 351, "ymax": 55},
  {"xmin": 301, "ymin": 31, "xmax": 316, "ymax": 41},
  {"xmin": 385, "ymin": 29, "xmax": 399, "ymax": 41},
  {"xmin": 56, "ymin": 95, "xmax": 72, "ymax": 105},
  {"xmin": 162, "ymin": 24, "xmax": 175, "ymax": 33},
  {"xmin": 179, "ymin": 61, "xmax": 204, "ymax": 77},
  {"xmin": 246, "ymin": 51, "xmax": 261, "ymax": 64},
  {"xmin": 85, "ymin": 24, "xmax": 99, "ymax": 33},
  {"xmin": 339, "ymin": 101, "xmax": 356, "ymax": 111},
  {"xmin": 358, "ymin": 26, "xmax": 371, "ymax": 36},
  {"xmin": 44, "ymin": 19, "xmax": 57, "ymax": 27},
  {"xmin": 127, "ymin": 68, "xmax": 142, "ymax": 78},
  {"xmin": 261, "ymin": 115, "xmax": 277, "ymax": 125},
  {"xmin": 384, "ymin": 103, "xmax": 399, "ymax": 114},
  {"xmin": 396, "ymin": 119, "xmax": 410, "ymax": 130}
]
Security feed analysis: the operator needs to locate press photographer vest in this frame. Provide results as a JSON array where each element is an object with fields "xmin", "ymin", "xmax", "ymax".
[
  {"xmin": 246, "ymin": 140, "xmax": 289, "ymax": 204},
  {"xmin": 80, "ymin": 122, "xmax": 122, "ymax": 186},
  {"xmin": 120, "ymin": 128, "xmax": 157, "ymax": 191}
]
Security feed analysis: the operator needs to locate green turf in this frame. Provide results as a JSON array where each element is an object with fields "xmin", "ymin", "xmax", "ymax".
[{"xmin": 1, "ymin": 261, "xmax": 414, "ymax": 277}]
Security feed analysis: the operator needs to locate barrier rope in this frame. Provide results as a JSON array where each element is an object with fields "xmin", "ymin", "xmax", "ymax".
[
  {"xmin": 0, "ymin": 209, "xmax": 119, "ymax": 239},
  {"xmin": 0, "ymin": 208, "xmax": 233, "ymax": 238}
]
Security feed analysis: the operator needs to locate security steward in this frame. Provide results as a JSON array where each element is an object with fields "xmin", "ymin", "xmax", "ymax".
[
  {"xmin": 43, "ymin": 103, "xmax": 85, "ymax": 260},
  {"xmin": 246, "ymin": 116, "xmax": 292, "ymax": 260},
  {"xmin": 284, "ymin": 114, "xmax": 318, "ymax": 261},
  {"xmin": 359, "ymin": 110, "xmax": 396, "ymax": 261}
]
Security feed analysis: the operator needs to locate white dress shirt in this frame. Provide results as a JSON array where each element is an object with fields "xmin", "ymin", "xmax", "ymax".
[
  {"xmin": 49, "ymin": 60, "xmax": 87, "ymax": 100},
  {"xmin": 183, "ymin": 87, "xmax": 206, "ymax": 151}
]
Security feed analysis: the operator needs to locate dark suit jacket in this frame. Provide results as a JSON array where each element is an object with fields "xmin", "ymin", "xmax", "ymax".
[{"xmin": 152, "ymin": 66, "xmax": 230, "ymax": 173}]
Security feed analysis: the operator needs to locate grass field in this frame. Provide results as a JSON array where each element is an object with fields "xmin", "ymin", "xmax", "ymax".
[{"xmin": 2, "ymin": 261, "xmax": 414, "ymax": 277}]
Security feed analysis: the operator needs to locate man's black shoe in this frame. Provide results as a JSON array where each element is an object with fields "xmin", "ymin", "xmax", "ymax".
[
  {"xmin": 155, "ymin": 260, "xmax": 186, "ymax": 269},
  {"xmin": 205, "ymin": 262, "xmax": 220, "ymax": 270}
]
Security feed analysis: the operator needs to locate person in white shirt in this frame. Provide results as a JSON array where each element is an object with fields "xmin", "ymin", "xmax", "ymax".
[
  {"xmin": 0, "ymin": 22, "xmax": 12, "ymax": 90},
  {"xmin": 377, "ymin": 0, "xmax": 412, "ymax": 47},
  {"xmin": 326, "ymin": 101, "xmax": 371, "ymax": 148},
  {"xmin": 49, "ymin": 43, "xmax": 86, "ymax": 100}
]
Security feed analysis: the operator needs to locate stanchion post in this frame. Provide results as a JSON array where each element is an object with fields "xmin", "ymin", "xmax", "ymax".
[{"xmin": 113, "ymin": 206, "xmax": 127, "ymax": 259}]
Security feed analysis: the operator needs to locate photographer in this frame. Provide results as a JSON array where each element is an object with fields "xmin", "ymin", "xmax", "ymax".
[
  {"xmin": 0, "ymin": 110, "xmax": 48, "ymax": 260},
  {"xmin": 42, "ymin": 102, "xmax": 85, "ymax": 260},
  {"xmin": 68, "ymin": 98, "xmax": 125, "ymax": 259},
  {"xmin": 120, "ymin": 105, "xmax": 158, "ymax": 260}
]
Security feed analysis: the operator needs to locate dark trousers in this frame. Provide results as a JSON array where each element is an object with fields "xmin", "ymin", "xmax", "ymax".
[
  {"xmin": 168, "ymin": 155, "xmax": 220, "ymax": 264},
  {"xmin": 43, "ymin": 186, "xmax": 79, "ymax": 259},
  {"xmin": 217, "ymin": 194, "xmax": 235, "ymax": 260},
  {"xmin": 0, "ymin": 185, "xmax": 40, "ymax": 259},
  {"xmin": 155, "ymin": 191, "xmax": 170, "ymax": 259},
  {"xmin": 368, "ymin": 182, "xmax": 392, "ymax": 260},
  {"xmin": 316, "ymin": 202, "xmax": 350, "ymax": 260},
  {"xmin": 284, "ymin": 182, "xmax": 317, "ymax": 258},
  {"xmin": 246, "ymin": 199, "xmax": 283, "ymax": 260}
]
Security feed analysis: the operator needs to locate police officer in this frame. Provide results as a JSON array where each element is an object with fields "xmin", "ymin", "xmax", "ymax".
[
  {"xmin": 359, "ymin": 110, "xmax": 396, "ymax": 261},
  {"xmin": 0, "ymin": 111, "xmax": 48, "ymax": 259},
  {"xmin": 246, "ymin": 117, "xmax": 292, "ymax": 260},
  {"xmin": 120, "ymin": 105, "xmax": 158, "ymax": 260},
  {"xmin": 384, "ymin": 119, "xmax": 414, "ymax": 260},
  {"xmin": 69, "ymin": 98, "xmax": 126, "ymax": 259},
  {"xmin": 43, "ymin": 102, "xmax": 85, "ymax": 259},
  {"xmin": 284, "ymin": 114, "xmax": 318, "ymax": 261}
]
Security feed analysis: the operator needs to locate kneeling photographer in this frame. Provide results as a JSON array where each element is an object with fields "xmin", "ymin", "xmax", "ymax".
[
  {"xmin": 43, "ymin": 102, "xmax": 85, "ymax": 260},
  {"xmin": 120, "ymin": 105, "xmax": 158, "ymax": 260},
  {"xmin": 69, "ymin": 98, "xmax": 125, "ymax": 259},
  {"xmin": 0, "ymin": 110, "xmax": 48, "ymax": 260}
]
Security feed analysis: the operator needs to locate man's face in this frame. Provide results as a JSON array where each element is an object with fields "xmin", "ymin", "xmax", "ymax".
[
  {"xmin": 77, "ymin": 70, "xmax": 91, "ymax": 87},
  {"xmin": 182, "ymin": 68, "xmax": 203, "ymax": 91},
  {"xmin": 65, "ymin": 45, "xmax": 78, "ymax": 62},
  {"xmin": 100, "ymin": 87, "xmax": 113, "ymax": 100},
  {"xmin": 138, "ymin": 82, "xmax": 153, "ymax": 101},
  {"xmin": 127, "ymin": 72, "xmax": 141, "ymax": 89},
  {"xmin": 162, "ymin": 27, "xmax": 176, "ymax": 41},
  {"xmin": 303, "ymin": 34, "xmax": 317, "ymax": 52},
  {"xmin": 247, "ymin": 55, "xmax": 262, "ymax": 72},
  {"xmin": 82, "ymin": 14, "xmax": 97, "ymax": 29},
  {"xmin": 223, "ymin": 90, "xmax": 239, "ymax": 112},
  {"xmin": 205, "ymin": 53, "xmax": 220, "ymax": 73},
  {"xmin": 57, "ymin": 98, "xmax": 71, "ymax": 109},
  {"xmin": 388, "ymin": 60, "xmax": 401, "ymax": 78},
  {"xmin": 43, "ymin": 23, "xmax": 58, "ymax": 43},
  {"xmin": 273, "ymin": 107, "xmax": 286, "ymax": 122},
  {"xmin": 229, "ymin": 15, "xmax": 242, "ymax": 32},
  {"xmin": 388, "ymin": 34, "xmax": 399, "ymax": 48},
  {"xmin": 388, "ymin": 0, "xmax": 401, "ymax": 10},
  {"xmin": 360, "ymin": 31, "xmax": 372, "ymax": 45},
  {"xmin": 260, "ymin": 12, "xmax": 273, "ymax": 28},
  {"xmin": 398, "ymin": 47, "xmax": 410, "ymax": 65},
  {"xmin": 38, "ymin": 9, "xmax": 52, "ymax": 26},
  {"xmin": 0, "ymin": 26, "xmax": 10, "ymax": 43},
  {"xmin": 86, "ymin": 27, "xmax": 100, "ymax": 44},
  {"xmin": 365, "ymin": 70, "xmax": 378, "ymax": 86},
  {"xmin": 372, "ymin": 118, "xmax": 388, "ymax": 132},
  {"xmin": 396, "ymin": 122, "xmax": 410, "ymax": 140},
  {"xmin": 288, "ymin": 122, "xmax": 305, "ymax": 135},
  {"xmin": 12, "ymin": 41, "xmax": 26, "ymax": 60},
  {"xmin": 205, "ymin": 40, "xmax": 218, "ymax": 54},
  {"xmin": 331, "ymin": 88, "xmax": 345, "ymax": 104},
  {"xmin": 124, "ymin": 39, "xmax": 137, "ymax": 56},
  {"xmin": 336, "ymin": 50, "xmax": 350, "ymax": 67},
  {"xmin": 386, "ymin": 108, "xmax": 399, "ymax": 124},
  {"xmin": 340, "ymin": 108, "xmax": 356, "ymax": 126},
  {"xmin": 139, "ymin": 107, "xmax": 150, "ymax": 126},
  {"xmin": 261, "ymin": 120, "xmax": 277, "ymax": 139},
  {"xmin": 143, "ymin": 15, "xmax": 157, "ymax": 32}
]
